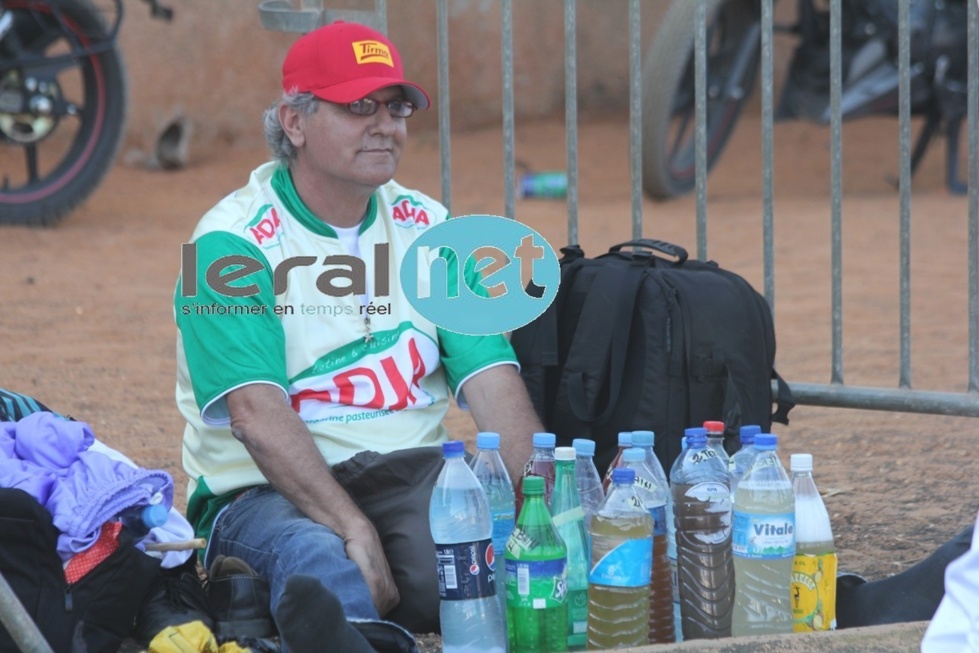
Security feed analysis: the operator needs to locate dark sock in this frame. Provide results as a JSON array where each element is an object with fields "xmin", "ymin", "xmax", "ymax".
[{"xmin": 275, "ymin": 575, "xmax": 375, "ymax": 653}]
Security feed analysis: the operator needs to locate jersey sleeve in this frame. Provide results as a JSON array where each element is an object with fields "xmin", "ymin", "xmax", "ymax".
[{"xmin": 175, "ymin": 231, "xmax": 289, "ymax": 423}]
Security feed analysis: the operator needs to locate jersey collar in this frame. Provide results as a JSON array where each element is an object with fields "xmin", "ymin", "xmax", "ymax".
[{"xmin": 271, "ymin": 165, "xmax": 378, "ymax": 238}]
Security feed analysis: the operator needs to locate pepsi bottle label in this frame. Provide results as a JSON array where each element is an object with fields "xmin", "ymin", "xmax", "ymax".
[{"xmin": 434, "ymin": 538, "xmax": 497, "ymax": 601}]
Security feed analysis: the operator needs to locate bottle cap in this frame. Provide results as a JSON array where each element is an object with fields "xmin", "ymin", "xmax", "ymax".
[
  {"xmin": 791, "ymin": 453, "xmax": 813, "ymax": 472},
  {"xmin": 142, "ymin": 503, "xmax": 169, "ymax": 529},
  {"xmin": 476, "ymin": 432, "xmax": 500, "ymax": 450},
  {"xmin": 684, "ymin": 427, "xmax": 707, "ymax": 437},
  {"xmin": 631, "ymin": 430, "xmax": 655, "ymax": 447},
  {"xmin": 622, "ymin": 448, "xmax": 645, "ymax": 463},
  {"xmin": 755, "ymin": 433, "xmax": 778, "ymax": 450},
  {"xmin": 532, "ymin": 432, "xmax": 556, "ymax": 448},
  {"xmin": 740, "ymin": 424, "xmax": 761, "ymax": 444},
  {"xmin": 522, "ymin": 475, "xmax": 545, "ymax": 495},
  {"xmin": 685, "ymin": 430, "xmax": 707, "ymax": 447},
  {"xmin": 572, "ymin": 438, "xmax": 595, "ymax": 456},
  {"xmin": 611, "ymin": 467, "xmax": 635, "ymax": 485},
  {"xmin": 617, "ymin": 432, "xmax": 633, "ymax": 447},
  {"xmin": 442, "ymin": 440, "xmax": 465, "ymax": 457},
  {"xmin": 703, "ymin": 420, "xmax": 725, "ymax": 434},
  {"xmin": 555, "ymin": 446, "xmax": 576, "ymax": 461}
]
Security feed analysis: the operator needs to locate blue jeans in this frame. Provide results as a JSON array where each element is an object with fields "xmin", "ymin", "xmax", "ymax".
[{"xmin": 205, "ymin": 447, "xmax": 445, "ymax": 650}]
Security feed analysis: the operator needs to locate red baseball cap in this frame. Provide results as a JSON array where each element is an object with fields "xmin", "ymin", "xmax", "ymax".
[{"xmin": 282, "ymin": 21, "xmax": 430, "ymax": 110}]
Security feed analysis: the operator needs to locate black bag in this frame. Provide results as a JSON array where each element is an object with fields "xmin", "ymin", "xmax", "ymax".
[{"xmin": 510, "ymin": 238, "xmax": 795, "ymax": 476}]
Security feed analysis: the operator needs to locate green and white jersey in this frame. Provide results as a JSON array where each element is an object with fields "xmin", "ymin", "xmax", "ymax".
[{"xmin": 175, "ymin": 162, "xmax": 516, "ymax": 535}]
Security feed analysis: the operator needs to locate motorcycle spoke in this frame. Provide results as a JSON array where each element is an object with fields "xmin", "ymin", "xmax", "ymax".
[
  {"xmin": 670, "ymin": 111, "xmax": 694, "ymax": 160},
  {"xmin": 24, "ymin": 142, "xmax": 39, "ymax": 184}
]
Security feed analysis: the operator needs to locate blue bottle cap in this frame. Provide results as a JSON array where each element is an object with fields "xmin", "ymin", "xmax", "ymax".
[
  {"xmin": 631, "ymin": 430, "xmax": 655, "ymax": 447},
  {"xmin": 532, "ymin": 432, "xmax": 556, "ymax": 448},
  {"xmin": 611, "ymin": 467, "xmax": 636, "ymax": 484},
  {"xmin": 740, "ymin": 424, "xmax": 761, "ymax": 444},
  {"xmin": 476, "ymin": 432, "xmax": 501, "ymax": 450},
  {"xmin": 684, "ymin": 427, "xmax": 707, "ymax": 437},
  {"xmin": 617, "ymin": 432, "xmax": 633, "ymax": 447},
  {"xmin": 686, "ymin": 430, "xmax": 707, "ymax": 447},
  {"xmin": 754, "ymin": 433, "xmax": 778, "ymax": 450},
  {"xmin": 572, "ymin": 438, "xmax": 596, "ymax": 456},
  {"xmin": 442, "ymin": 440, "xmax": 465, "ymax": 456},
  {"xmin": 142, "ymin": 504, "xmax": 169, "ymax": 529},
  {"xmin": 622, "ymin": 448, "xmax": 645, "ymax": 463}
]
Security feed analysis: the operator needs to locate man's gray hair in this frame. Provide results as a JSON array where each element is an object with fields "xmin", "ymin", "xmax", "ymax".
[{"xmin": 263, "ymin": 91, "xmax": 319, "ymax": 165}]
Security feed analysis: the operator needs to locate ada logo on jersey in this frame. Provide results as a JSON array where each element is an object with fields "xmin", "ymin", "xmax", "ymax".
[{"xmin": 391, "ymin": 195, "xmax": 431, "ymax": 228}]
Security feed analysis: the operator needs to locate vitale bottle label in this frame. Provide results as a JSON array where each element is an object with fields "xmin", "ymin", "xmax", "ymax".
[
  {"xmin": 732, "ymin": 511, "xmax": 796, "ymax": 559},
  {"xmin": 435, "ymin": 538, "xmax": 496, "ymax": 601}
]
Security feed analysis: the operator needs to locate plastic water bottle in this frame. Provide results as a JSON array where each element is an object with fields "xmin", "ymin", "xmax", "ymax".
[
  {"xmin": 471, "ymin": 431, "xmax": 516, "ymax": 632},
  {"xmin": 667, "ymin": 433, "xmax": 694, "ymax": 643},
  {"xmin": 670, "ymin": 428, "xmax": 734, "ymax": 640},
  {"xmin": 732, "ymin": 434, "xmax": 796, "ymax": 636},
  {"xmin": 621, "ymin": 448, "xmax": 675, "ymax": 644},
  {"xmin": 586, "ymin": 467, "xmax": 652, "ymax": 649},
  {"xmin": 730, "ymin": 424, "xmax": 761, "ymax": 494},
  {"xmin": 601, "ymin": 431, "xmax": 633, "ymax": 492},
  {"xmin": 506, "ymin": 475, "xmax": 568, "ymax": 653},
  {"xmin": 703, "ymin": 420, "xmax": 733, "ymax": 476},
  {"xmin": 516, "ymin": 432, "xmax": 557, "ymax": 516},
  {"xmin": 549, "ymin": 447, "xmax": 589, "ymax": 650},
  {"xmin": 118, "ymin": 503, "xmax": 168, "ymax": 539},
  {"xmin": 518, "ymin": 171, "xmax": 568, "ymax": 199},
  {"xmin": 570, "ymin": 438, "xmax": 604, "ymax": 532},
  {"xmin": 791, "ymin": 453, "xmax": 837, "ymax": 632},
  {"xmin": 430, "ymin": 441, "xmax": 506, "ymax": 653}
]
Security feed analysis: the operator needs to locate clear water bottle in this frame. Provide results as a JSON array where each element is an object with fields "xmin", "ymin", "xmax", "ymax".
[
  {"xmin": 587, "ymin": 467, "xmax": 652, "ymax": 649},
  {"xmin": 571, "ymin": 438, "xmax": 604, "ymax": 531},
  {"xmin": 430, "ymin": 440, "xmax": 506, "ymax": 653},
  {"xmin": 506, "ymin": 475, "xmax": 568, "ymax": 653},
  {"xmin": 732, "ymin": 434, "xmax": 796, "ymax": 636},
  {"xmin": 470, "ymin": 431, "xmax": 516, "ymax": 633},
  {"xmin": 670, "ymin": 428, "xmax": 734, "ymax": 640},
  {"xmin": 791, "ymin": 453, "xmax": 837, "ymax": 632},
  {"xmin": 703, "ymin": 420, "xmax": 733, "ymax": 476},
  {"xmin": 667, "ymin": 432, "xmax": 695, "ymax": 643},
  {"xmin": 601, "ymin": 431, "xmax": 633, "ymax": 493},
  {"xmin": 621, "ymin": 448, "xmax": 675, "ymax": 644},
  {"xmin": 730, "ymin": 424, "xmax": 761, "ymax": 494},
  {"xmin": 516, "ymin": 432, "xmax": 557, "ymax": 516},
  {"xmin": 549, "ymin": 447, "xmax": 589, "ymax": 650}
]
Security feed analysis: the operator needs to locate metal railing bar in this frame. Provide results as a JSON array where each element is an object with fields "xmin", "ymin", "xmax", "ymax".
[
  {"xmin": 898, "ymin": 0, "xmax": 912, "ymax": 389},
  {"xmin": 502, "ymin": 0, "xmax": 515, "ymax": 220},
  {"xmin": 829, "ymin": 0, "xmax": 844, "ymax": 385},
  {"xmin": 761, "ymin": 0, "xmax": 775, "ymax": 311},
  {"xmin": 784, "ymin": 383, "xmax": 979, "ymax": 417},
  {"xmin": 969, "ymin": 0, "xmax": 979, "ymax": 392},
  {"xmin": 436, "ymin": 0, "xmax": 451, "ymax": 215},
  {"xmin": 629, "ymin": 0, "xmax": 641, "ymax": 240},
  {"xmin": 695, "ymin": 0, "xmax": 708, "ymax": 260},
  {"xmin": 565, "ymin": 0, "xmax": 580, "ymax": 245}
]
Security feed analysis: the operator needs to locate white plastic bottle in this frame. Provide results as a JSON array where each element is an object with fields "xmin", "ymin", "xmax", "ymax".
[
  {"xmin": 732, "ymin": 433, "xmax": 796, "ymax": 636},
  {"xmin": 571, "ymin": 438, "xmax": 605, "ymax": 531},
  {"xmin": 791, "ymin": 453, "xmax": 837, "ymax": 632},
  {"xmin": 430, "ymin": 440, "xmax": 506, "ymax": 653},
  {"xmin": 470, "ymin": 431, "xmax": 516, "ymax": 634}
]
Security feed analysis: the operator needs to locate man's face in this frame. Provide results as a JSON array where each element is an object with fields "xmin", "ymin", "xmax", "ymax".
[{"xmin": 295, "ymin": 86, "xmax": 408, "ymax": 191}]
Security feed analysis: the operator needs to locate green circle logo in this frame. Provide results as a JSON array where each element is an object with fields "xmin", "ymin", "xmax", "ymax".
[{"xmin": 400, "ymin": 214, "xmax": 560, "ymax": 335}]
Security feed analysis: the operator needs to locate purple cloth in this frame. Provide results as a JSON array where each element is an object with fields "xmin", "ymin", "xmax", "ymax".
[{"xmin": 0, "ymin": 412, "xmax": 174, "ymax": 561}]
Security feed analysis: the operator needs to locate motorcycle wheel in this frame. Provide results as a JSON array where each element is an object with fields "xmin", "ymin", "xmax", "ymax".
[
  {"xmin": 0, "ymin": 0, "xmax": 127, "ymax": 226},
  {"xmin": 642, "ymin": 0, "xmax": 761, "ymax": 200}
]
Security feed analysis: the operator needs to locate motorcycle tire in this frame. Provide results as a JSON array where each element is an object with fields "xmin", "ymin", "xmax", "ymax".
[
  {"xmin": 641, "ymin": 0, "xmax": 761, "ymax": 201},
  {"xmin": 0, "ymin": 0, "xmax": 127, "ymax": 226}
]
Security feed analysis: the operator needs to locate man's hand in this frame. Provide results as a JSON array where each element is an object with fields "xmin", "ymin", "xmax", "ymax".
[{"xmin": 227, "ymin": 385, "xmax": 400, "ymax": 616}]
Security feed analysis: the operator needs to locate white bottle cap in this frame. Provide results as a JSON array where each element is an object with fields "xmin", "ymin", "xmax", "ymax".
[
  {"xmin": 790, "ymin": 453, "xmax": 813, "ymax": 472},
  {"xmin": 554, "ymin": 446, "xmax": 576, "ymax": 461}
]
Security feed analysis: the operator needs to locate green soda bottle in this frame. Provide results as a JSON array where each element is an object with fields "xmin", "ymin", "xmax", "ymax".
[
  {"xmin": 506, "ymin": 475, "xmax": 569, "ymax": 653},
  {"xmin": 548, "ymin": 447, "xmax": 589, "ymax": 651}
]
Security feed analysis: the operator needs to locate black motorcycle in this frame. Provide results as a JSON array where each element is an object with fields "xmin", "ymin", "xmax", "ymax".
[
  {"xmin": 0, "ymin": 0, "xmax": 170, "ymax": 226},
  {"xmin": 641, "ymin": 0, "xmax": 972, "ymax": 200}
]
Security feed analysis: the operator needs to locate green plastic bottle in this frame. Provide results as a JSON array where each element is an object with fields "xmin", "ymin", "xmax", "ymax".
[
  {"xmin": 549, "ymin": 447, "xmax": 589, "ymax": 651},
  {"xmin": 506, "ymin": 475, "xmax": 569, "ymax": 653}
]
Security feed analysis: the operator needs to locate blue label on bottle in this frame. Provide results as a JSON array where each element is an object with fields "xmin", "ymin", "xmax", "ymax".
[
  {"xmin": 732, "ymin": 511, "xmax": 796, "ymax": 559},
  {"xmin": 492, "ymin": 511, "xmax": 515, "ymax": 548},
  {"xmin": 435, "ymin": 538, "xmax": 496, "ymax": 601},
  {"xmin": 588, "ymin": 537, "xmax": 652, "ymax": 587},
  {"xmin": 650, "ymin": 504, "xmax": 667, "ymax": 537}
]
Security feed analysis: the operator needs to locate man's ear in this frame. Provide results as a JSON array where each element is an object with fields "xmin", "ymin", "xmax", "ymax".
[{"xmin": 279, "ymin": 103, "xmax": 306, "ymax": 149}]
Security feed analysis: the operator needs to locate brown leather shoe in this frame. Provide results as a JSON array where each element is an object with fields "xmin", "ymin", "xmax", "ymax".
[{"xmin": 207, "ymin": 555, "xmax": 277, "ymax": 640}]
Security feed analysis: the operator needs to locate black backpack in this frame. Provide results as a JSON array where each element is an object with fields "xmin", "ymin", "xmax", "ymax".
[{"xmin": 510, "ymin": 238, "xmax": 794, "ymax": 476}]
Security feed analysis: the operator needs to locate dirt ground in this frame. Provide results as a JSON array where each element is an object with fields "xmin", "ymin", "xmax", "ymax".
[{"xmin": 2, "ymin": 109, "xmax": 978, "ymax": 649}]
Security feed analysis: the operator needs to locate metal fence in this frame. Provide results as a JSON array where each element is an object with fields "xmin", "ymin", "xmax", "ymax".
[{"xmin": 259, "ymin": 0, "xmax": 979, "ymax": 418}]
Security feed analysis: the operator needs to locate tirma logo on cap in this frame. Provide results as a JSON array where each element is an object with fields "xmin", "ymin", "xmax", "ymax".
[{"xmin": 353, "ymin": 40, "xmax": 393, "ymax": 67}]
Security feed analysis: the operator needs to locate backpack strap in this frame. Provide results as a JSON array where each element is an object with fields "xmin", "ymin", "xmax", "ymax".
[
  {"xmin": 771, "ymin": 369, "xmax": 795, "ymax": 425},
  {"xmin": 566, "ymin": 260, "xmax": 646, "ymax": 425}
]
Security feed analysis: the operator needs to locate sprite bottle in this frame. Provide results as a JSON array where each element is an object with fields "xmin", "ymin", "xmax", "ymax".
[
  {"xmin": 549, "ymin": 447, "xmax": 589, "ymax": 650},
  {"xmin": 506, "ymin": 475, "xmax": 569, "ymax": 653}
]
